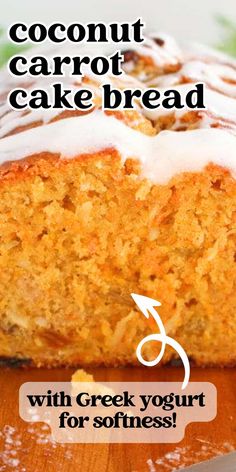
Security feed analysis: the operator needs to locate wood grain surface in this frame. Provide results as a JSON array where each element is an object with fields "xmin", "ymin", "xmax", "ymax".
[{"xmin": 0, "ymin": 366, "xmax": 236, "ymax": 471}]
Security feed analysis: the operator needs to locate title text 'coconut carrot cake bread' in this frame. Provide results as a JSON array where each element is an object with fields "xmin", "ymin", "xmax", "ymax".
[{"xmin": 0, "ymin": 34, "xmax": 236, "ymax": 367}]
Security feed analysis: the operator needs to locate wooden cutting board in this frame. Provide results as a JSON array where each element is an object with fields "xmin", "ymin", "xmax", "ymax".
[{"xmin": 0, "ymin": 366, "xmax": 236, "ymax": 472}]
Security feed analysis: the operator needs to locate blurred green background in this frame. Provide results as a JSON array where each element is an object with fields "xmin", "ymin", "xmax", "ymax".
[
  {"xmin": 217, "ymin": 16, "xmax": 236, "ymax": 56},
  {"xmin": 0, "ymin": 16, "xmax": 235, "ymax": 69},
  {"xmin": 0, "ymin": 28, "xmax": 29, "ymax": 68}
]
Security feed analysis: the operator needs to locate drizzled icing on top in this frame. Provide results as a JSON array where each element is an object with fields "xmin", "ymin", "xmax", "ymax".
[
  {"xmin": 0, "ymin": 33, "xmax": 236, "ymax": 184},
  {"xmin": 1, "ymin": 111, "xmax": 236, "ymax": 184}
]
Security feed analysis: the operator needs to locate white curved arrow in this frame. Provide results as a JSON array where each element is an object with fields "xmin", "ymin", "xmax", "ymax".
[{"xmin": 131, "ymin": 293, "xmax": 190, "ymax": 390}]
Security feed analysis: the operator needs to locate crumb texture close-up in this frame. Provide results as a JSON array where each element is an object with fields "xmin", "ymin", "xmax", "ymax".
[{"xmin": 0, "ymin": 33, "xmax": 235, "ymax": 368}]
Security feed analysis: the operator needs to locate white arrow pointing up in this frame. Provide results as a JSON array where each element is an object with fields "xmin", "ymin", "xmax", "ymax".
[{"xmin": 131, "ymin": 293, "xmax": 190, "ymax": 390}]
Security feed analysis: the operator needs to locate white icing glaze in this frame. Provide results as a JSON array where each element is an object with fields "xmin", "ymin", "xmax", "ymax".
[
  {"xmin": 0, "ymin": 78, "xmax": 90, "ymax": 138},
  {"xmin": 185, "ymin": 42, "xmax": 236, "ymax": 68},
  {"xmin": 0, "ymin": 33, "xmax": 236, "ymax": 183},
  {"xmin": 149, "ymin": 60, "xmax": 236, "ymax": 98},
  {"xmin": 0, "ymin": 111, "xmax": 235, "ymax": 184},
  {"xmin": 0, "ymin": 33, "xmax": 181, "ymax": 96},
  {"xmin": 181, "ymin": 61, "xmax": 236, "ymax": 98},
  {"xmin": 127, "ymin": 33, "xmax": 183, "ymax": 67},
  {"xmin": 143, "ymin": 84, "xmax": 236, "ymax": 124}
]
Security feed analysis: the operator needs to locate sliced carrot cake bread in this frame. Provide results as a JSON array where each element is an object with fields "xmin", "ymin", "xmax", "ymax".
[{"xmin": 0, "ymin": 34, "xmax": 236, "ymax": 367}]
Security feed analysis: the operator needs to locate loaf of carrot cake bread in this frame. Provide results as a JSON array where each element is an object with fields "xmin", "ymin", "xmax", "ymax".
[{"xmin": 0, "ymin": 34, "xmax": 236, "ymax": 367}]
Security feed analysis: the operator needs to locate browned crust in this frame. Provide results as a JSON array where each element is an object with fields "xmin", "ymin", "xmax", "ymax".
[
  {"xmin": 0, "ymin": 148, "xmax": 122, "ymax": 184},
  {"xmin": 0, "ymin": 144, "xmax": 233, "ymax": 190},
  {"xmin": 1, "ymin": 355, "xmax": 236, "ymax": 369}
]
